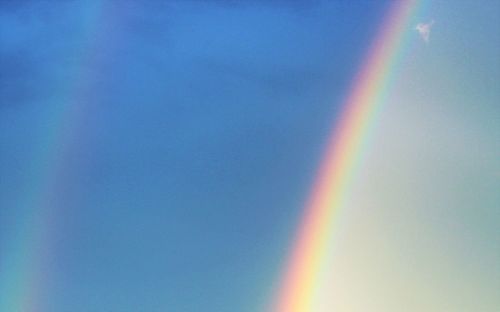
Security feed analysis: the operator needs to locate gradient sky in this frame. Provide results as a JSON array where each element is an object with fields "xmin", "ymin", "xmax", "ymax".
[{"xmin": 0, "ymin": 1, "xmax": 499, "ymax": 312}]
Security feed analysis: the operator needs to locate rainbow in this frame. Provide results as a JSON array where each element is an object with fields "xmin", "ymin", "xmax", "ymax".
[
  {"xmin": 271, "ymin": 1, "xmax": 422, "ymax": 311},
  {"xmin": 0, "ymin": 2, "xmax": 114, "ymax": 311}
]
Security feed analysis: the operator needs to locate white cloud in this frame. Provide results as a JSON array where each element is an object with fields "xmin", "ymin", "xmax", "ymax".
[{"xmin": 415, "ymin": 20, "xmax": 434, "ymax": 43}]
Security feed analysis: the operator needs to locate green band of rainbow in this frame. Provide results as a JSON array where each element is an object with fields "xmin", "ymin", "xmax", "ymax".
[{"xmin": 271, "ymin": 1, "xmax": 421, "ymax": 311}]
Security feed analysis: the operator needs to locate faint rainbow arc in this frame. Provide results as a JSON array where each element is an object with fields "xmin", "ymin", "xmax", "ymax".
[
  {"xmin": 271, "ymin": 1, "xmax": 421, "ymax": 311},
  {"xmin": 0, "ymin": 2, "xmax": 118, "ymax": 311}
]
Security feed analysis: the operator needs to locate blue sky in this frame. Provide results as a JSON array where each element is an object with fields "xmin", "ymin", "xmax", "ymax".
[
  {"xmin": 1, "ymin": 1, "xmax": 499, "ymax": 312},
  {"xmin": 0, "ymin": 2, "xmax": 389, "ymax": 311}
]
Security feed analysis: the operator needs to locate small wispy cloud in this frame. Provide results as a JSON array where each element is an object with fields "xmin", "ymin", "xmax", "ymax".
[{"xmin": 415, "ymin": 20, "xmax": 434, "ymax": 43}]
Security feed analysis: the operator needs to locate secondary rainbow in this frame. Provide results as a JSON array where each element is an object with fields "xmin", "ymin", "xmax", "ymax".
[
  {"xmin": 271, "ymin": 1, "xmax": 421, "ymax": 311},
  {"xmin": 0, "ymin": 2, "xmax": 117, "ymax": 311}
]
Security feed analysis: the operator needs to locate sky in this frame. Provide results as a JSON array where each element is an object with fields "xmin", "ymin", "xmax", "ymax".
[{"xmin": 0, "ymin": 1, "xmax": 499, "ymax": 312}]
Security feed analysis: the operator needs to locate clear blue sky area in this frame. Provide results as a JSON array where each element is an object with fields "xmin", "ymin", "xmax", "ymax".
[{"xmin": 0, "ymin": 2, "xmax": 389, "ymax": 311}]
